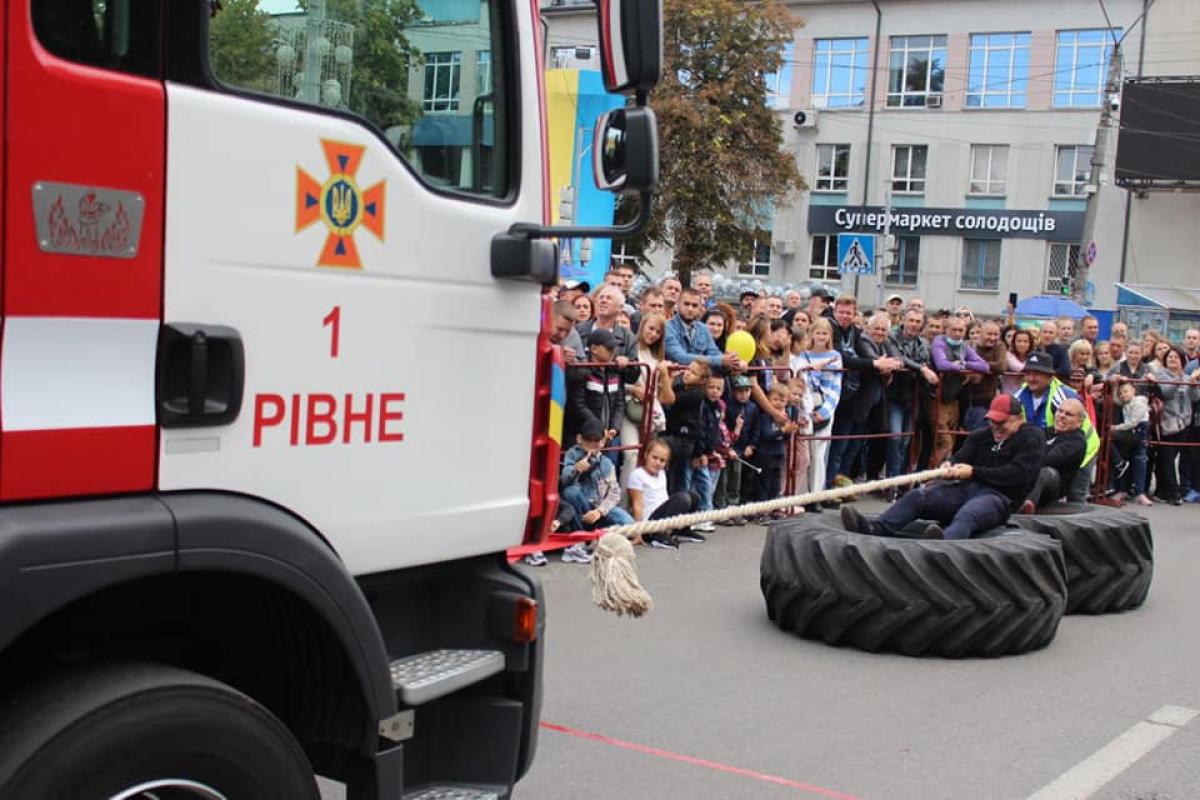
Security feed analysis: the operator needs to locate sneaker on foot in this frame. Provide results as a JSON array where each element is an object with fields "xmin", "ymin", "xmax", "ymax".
[
  {"xmin": 922, "ymin": 523, "xmax": 945, "ymax": 540},
  {"xmin": 1184, "ymin": 489, "xmax": 1200, "ymax": 503},
  {"xmin": 675, "ymin": 530, "xmax": 707, "ymax": 543},
  {"xmin": 833, "ymin": 475, "xmax": 854, "ymax": 489},
  {"xmin": 1134, "ymin": 494, "xmax": 1153, "ymax": 506},
  {"xmin": 840, "ymin": 505, "xmax": 872, "ymax": 535},
  {"xmin": 561, "ymin": 543, "xmax": 593, "ymax": 564},
  {"xmin": 692, "ymin": 520, "xmax": 716, "ymax": 533},
  {"xmin": 523, "ymin": 551, "xmax": 548, "ymax": 567},
  {"xmin": 648, "ymin": 535, "xmax": 679, "ymax": 550},
  {"xmin": 1018, "ymin": 500, "xmax": 1036, "ymax": 515}
]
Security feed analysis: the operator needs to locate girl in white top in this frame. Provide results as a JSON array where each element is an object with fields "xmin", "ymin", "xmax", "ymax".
[{"xmin": 627, "ymin": 438, "xmax": 696, "ymax": 548}]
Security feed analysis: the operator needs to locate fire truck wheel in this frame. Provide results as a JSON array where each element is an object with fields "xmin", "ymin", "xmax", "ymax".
[
  {"xmin": 1011, "ymin": 503, "xmax": 1153, "ymax": 614},
  {"xmin": 760, "ymin": 516, "xmax": 1067, "ymax": 658},
  {"xmin": 0, "ymin": 661, "xmax": 319, "ymax": 799}
]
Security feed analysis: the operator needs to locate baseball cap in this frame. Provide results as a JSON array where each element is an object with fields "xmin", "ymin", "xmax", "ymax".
[
  {"xmin": 887, "ymin": 293, "xmax": 904, "ymax": 304},
  {"xmin": 563, "ymin": 279, "xmax": 591, "ymax": 292},
  {"xmin": 731, "ymin": 375, "xmax": 753, "ymax": 389},
  {"xmin": 579, "ymin": 418, "xmax": 606, "ymax": 440},
  {"xmin": 811, "ymin": 287, "xmax": 832, "ymax": 300},
  {"xmin": 1023, "ymin": 351, "xmax": 1055, "ymax": 374},
  {"xmin": 588, "ymin": 328, "xmax": 617, "ymax": 351},
  {"xmin": 985, "ymin": 395, "xmax": 1023, "ymax": 423},
  {"xmin": 740, "ymin": 289, "xmax": 761, "ymax": 299}
]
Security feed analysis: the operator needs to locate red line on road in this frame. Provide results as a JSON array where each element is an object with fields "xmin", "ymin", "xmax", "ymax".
[{"xmin": 540, "ymin": 721, "xmax": 862, "ymax": 799}]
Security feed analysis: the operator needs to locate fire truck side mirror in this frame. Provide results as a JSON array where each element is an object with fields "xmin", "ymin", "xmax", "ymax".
[
  {"xmin": 593, "ymin": 107, "xmax": 658, "ymax": 193},
  {"xmin": 596, "ymin": 0, "xmax": 662, "ymax": 96}
]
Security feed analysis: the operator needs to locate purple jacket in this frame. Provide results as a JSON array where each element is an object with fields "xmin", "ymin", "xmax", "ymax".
[{"xmin": 931, "ymin": 336, "xmax": 989, "ymax": 373}]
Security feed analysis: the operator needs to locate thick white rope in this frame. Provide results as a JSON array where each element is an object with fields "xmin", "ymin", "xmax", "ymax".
[{"xmin": 603, "ymin": 466, "xmax": 951, "ymax": 541}]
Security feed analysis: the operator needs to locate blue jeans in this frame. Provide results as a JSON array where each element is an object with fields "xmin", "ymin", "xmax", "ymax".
[
  {"xmin": 559, "ymin": 484, "xmax": 634, "ymax": 530},
  {"xmin": 885, "ymin": 400, "xmax": 913, "ymax": 478},
  {"xmin": 679, "ymin": 460, "xmax": 716, "ymax": 511},
  {"xmin": 826, "ymin": 414, "xmax": 864, "ymax": 487},
  {"xmin": 873, "ymin": 481, "xmax": 1009, "ymax": 540}
]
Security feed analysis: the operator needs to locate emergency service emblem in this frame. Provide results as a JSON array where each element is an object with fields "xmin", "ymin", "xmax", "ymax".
[{"xmin": 296, "ymin": 140, "xmax": 385, "ymax": 269}]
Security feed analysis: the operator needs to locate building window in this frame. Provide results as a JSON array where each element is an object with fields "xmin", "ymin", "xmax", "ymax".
[
  {"xmin": 970, "ymin": 145, "xmax": 1008, "ymax": 195},
  {"xmin": 1054, "ymin": 145, "xmax": 1094, "ymax": 196},
  {"xmin": 892, "ymin": 145, "xmax": 928, "ymax": 194},
  {"xmin": 476, "ymin": 50, "xmax": 492, "ymax": 95},
  {"xmin": 765, "ymin": 42, "xmax": 794, "ymax": 110},
  {"xmin": 423, "ymin": 51, "xmax": 462, "ymax": 111},
  {"xmin": 1046, "ymin": 243, "xmax": 1080, "ymax": 294},
  {"xmin": 610, "ymin": 239, "xmax": 638, "ymax": 269},
  {"xmin": 812, "ymin": 38, "xmax": 869, "ymax": 108},
  {"xmin": 810, "ymin": 235, "xmax": 839, "ymax": 281},
  {"xmin": 1054, "ymin": 29, "xmax": 1118, "ymax": 107},
  {"xmin": 961, "ymin": 239, "xmax": 1001, "ymax": 291},
  {"xmin": 887, "ymin": 35, "xmax": 946, "ymax": 108},
  {"xmin": 966, "ymin": 32, "xmax": 1030, "ymax": 108},
  {"xmin": 816, "ymin": 144, "xmax": 851, "ymax": 191},
  {"xmin": 551, "ymin": 45, "xmax": 594, "ymax": 68},
  {"xmin": 740, "ymin": 235, "xmax": 772, "ymax": 276},
  {"xmin": 886, "ymin": 236, "xmax": 920, "ymax": 286}
]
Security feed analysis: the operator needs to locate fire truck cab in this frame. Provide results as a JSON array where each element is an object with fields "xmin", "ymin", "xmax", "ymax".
[{"xmin": 0, "ymin": 1, "xmax": 659, "ymax": 797}]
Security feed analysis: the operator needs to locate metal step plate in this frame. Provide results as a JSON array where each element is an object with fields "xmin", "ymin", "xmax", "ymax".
[
  {"xmin": 389, "ymin": 648, "xmax": 505, "ymax": 706},
  {"xmin": 404, "ymin": 787, "xmax": 500, "ymax": 800}
]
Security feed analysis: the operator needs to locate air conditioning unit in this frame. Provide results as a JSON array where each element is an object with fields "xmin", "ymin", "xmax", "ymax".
[
  {"xmin": 793, "ymin": 109, "xmax": 818, "ymax": 129},
  {"xmin": 774, "ymin": 239, "xmax": 796, "ymax": 256},
  {"xmin": 926, "ymin": 95, "xmax": 943, "ymax": 109}
]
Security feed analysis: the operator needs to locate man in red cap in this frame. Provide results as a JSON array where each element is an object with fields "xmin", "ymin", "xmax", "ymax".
[{"xmin": 841, "ymin": 394, "xmax": 1044, "ymax": 539}]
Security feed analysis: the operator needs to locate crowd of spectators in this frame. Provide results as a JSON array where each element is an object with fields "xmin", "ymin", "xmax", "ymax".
[{"xmin": 528, "ymin": 266, "xmax": 1200, "ymax": 565}]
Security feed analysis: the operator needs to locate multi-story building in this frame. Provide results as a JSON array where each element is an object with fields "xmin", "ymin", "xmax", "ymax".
[{"xmin": 543, "ymin": 0, "xmax": 1200, "ymax": 320}]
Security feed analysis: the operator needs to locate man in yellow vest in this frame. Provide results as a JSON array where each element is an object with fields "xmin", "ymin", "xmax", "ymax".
[{"xmin": 1013, "ymin": 352, "xmax": 1100, "ymax": 501}]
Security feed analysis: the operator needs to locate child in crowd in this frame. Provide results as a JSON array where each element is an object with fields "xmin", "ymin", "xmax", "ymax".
[
  {"xmin": 715, "ymin": 375, "xmax": 754, "ymax": 517},
  {"xmin": 1109, "ymin": 380, "xmax": 1152, "ymax": 506},
  {"xmin": 628, "ymin": 437, "xmax": 700, "ymax": 550},
  {"xmin": 688, "ymin": 375, "xmax": 728, "ymax": 534},
  {"xmin": 565, "ymin": 329, "xmax": 625, "ymax": 467},
  {"xmin": 786, "ymin": 376, "xmax": 814, "ymax": 499},
  {"xmin": 742, "ymin": 382, "xmax": 798, "ymax": 520},
  {"xmin": 553, "ymin": 419, "xmax": 634, "ymax": 563}
]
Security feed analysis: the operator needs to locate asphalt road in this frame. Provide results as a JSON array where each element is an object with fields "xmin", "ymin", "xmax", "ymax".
[{"xmin": 513, "ymin": 500, "xmax": 1200, "ymax": 800}]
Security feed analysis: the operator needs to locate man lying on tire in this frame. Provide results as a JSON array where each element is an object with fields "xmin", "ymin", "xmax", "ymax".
[
  {"xmin": 1017, "ymin": 398, "xmax": 1088, "ymax": 514},
  {"xmin": 842, "ymin": 395, "xmax": 1044, "ymax": 539}
]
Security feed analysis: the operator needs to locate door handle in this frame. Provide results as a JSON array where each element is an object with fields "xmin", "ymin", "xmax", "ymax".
[{"xmin": 157, "ymin": 324, "xmax": 244, "ymax": 428}]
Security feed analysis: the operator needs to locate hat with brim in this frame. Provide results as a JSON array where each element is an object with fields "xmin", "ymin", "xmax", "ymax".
[
  {"xmin": 563, "ymin": 279, "xmax": 591, "ymax": 292},
  {"xmin": 985, "ymin": 395, "xmax": 1023, "ymax": 422},
  {"xmin": 1023, "ymin": 351, "xmax": 1055, "ymax": 375}
]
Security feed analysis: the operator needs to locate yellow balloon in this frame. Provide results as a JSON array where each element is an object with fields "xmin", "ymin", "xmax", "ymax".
[{"xmin": 725, "ymin": 330, "xmax": 756, "ymax": 363}]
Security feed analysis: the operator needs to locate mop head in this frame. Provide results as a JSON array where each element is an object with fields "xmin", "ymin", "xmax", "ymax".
[{"xmin": 590, "ymin": 533, "xmax": 653, "ymax": 618}]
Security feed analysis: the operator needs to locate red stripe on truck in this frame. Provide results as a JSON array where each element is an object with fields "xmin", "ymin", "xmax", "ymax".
[{"xmin": 1, "ymin": 426, "xmax": 156, "ymax": 500}]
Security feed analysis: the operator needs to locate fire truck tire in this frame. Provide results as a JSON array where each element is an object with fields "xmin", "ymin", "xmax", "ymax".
[
  {"xmin": 0, "ymin": 661, "xmax": 319, "ymax": 799},
  {"xmin": 1011, "ymin": 503, "xmax": 1153, "ymax": 614},
  {"xmin": 760, "ymin": 517, "xmax": 1067, "ymax": 658}
]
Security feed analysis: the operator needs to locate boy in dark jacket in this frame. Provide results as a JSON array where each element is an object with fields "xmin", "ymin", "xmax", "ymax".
[
  {"xmin": 664, "ymin": 360, "xmax": 712, "ymax": 498},
  {"xmin": 743, "ymin": 382, "xmax": 798, "ymax": 514},
  {"xmin": 715, "ymin": 375, "xmax": 754, "ymax": 513},
  {"xmin": 565, "ymin": 328, "xmax": 625, "ymax": 466}
]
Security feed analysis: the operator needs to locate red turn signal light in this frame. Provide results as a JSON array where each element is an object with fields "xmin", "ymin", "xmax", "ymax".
[{"xmin": 514, "ymin": 597, "xmax": 539, "ymax": 644}]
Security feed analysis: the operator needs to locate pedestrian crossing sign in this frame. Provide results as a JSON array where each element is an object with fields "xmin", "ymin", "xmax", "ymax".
[{"xmin": 838, "ymin": 234, "xmax": 875, "ymax": 275}]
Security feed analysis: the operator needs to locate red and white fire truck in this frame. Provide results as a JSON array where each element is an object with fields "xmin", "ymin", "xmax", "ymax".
[{"xmin": 0, "ymin": 1, "xmax": 658, "ymax": 797}]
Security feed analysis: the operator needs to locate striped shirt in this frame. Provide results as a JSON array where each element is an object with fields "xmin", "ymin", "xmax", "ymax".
[{"xmin": 799, "ymin": 350, "xmax": 843, "ymax": 423}]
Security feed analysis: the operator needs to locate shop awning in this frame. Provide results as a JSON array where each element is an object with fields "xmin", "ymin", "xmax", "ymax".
[{"xmin": 1115, "ymin": 283, "xmax": 1200, "ymax": 312}]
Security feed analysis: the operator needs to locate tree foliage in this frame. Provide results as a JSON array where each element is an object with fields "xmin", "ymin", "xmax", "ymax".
[
  {"xmin": 209, "ymin": 0, "xmax": 424, "ymax": 131},
  {"xmin": 625, "ymin": 0, "xmax": 805, "ymax": 286}
]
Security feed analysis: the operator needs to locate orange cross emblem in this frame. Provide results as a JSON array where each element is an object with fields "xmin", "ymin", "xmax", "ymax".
[{"xmin": 295, "ymin": 139, "xmax": 386, "ymax": 269}]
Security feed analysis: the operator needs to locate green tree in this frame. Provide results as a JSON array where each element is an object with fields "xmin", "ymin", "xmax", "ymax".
[
  {"xmin": 623, "ymin": 0, "xmax": 805, "ymax": 286},
  {"xmin": 209, "ymin": 0, "xmax": 277, "ymax": 93},
  {"xmin": 318, "ymin": 0, "xmax": 424, "ymax": 130}
]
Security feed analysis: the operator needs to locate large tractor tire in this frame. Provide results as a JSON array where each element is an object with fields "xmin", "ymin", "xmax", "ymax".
[
  {"xmin": 761, "ymin": 516, "xmax": 1067, "ymax": 658},
  {"xmin": 1011, "ymin": 502, "xmax": 1153, "ymax": 614},
  {"xmin": 0, "ymin": 662, "xmax": 320, "ymax": 799}
]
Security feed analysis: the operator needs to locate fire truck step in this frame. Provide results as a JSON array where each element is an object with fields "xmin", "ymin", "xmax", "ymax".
[
  {"xmin": 389, "ymin": 648, "xmax": 506, "ymax": 706},
  {"xmin": 403, "ymin": 787, "xmax": 501, "ymax": 800}
]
